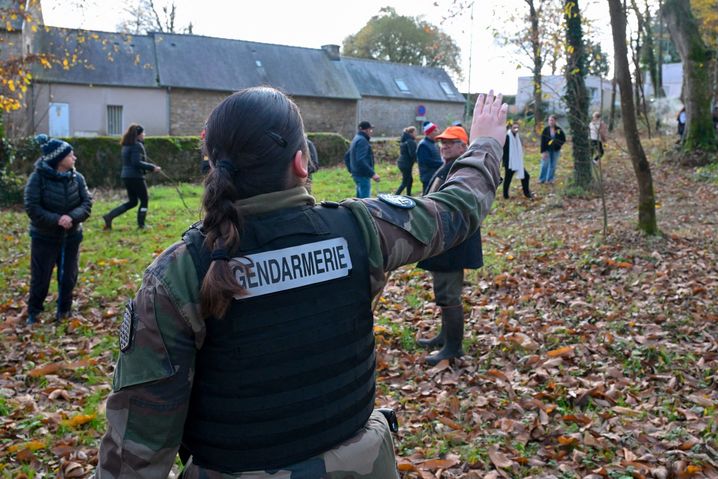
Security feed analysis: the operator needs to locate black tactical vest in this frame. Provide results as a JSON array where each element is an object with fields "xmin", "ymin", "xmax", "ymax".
[{"xmin": 181, "ymin": 204, "xmax": 375, "ymax": 473}]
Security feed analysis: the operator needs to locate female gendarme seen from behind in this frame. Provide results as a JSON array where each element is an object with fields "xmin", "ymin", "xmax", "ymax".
[
  {"xmin": 24, "ymin": 135, "xmax": 93, "ymax": 325},
  {"xmin": 102, "ymin": 124, "xmax": 161, "ymax": 230},
  {"xmin": 94, "ymin": 86, "xmax": 507, "ymax": 478}
]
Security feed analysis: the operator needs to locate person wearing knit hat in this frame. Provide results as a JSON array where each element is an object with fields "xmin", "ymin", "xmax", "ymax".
[
  {"xmin": 416, "ymin": 125, "xmax": 482, "ymax": 365},
  {"xmin": 23, "ymin": 134, "xmax": 93, "ymax": 324},
  {"xmin": 417, "ymin": 121, "xmax": 442, "ymax": 193},
  {"xmin": 102, "ymin": 123, "xmax": 161, "ymax": 229}
]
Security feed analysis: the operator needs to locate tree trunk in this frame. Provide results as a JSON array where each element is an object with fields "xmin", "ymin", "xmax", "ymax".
[
  {"xmin": 608, "ymin": 0, "xmax": 658, "ymax": 235},
  {"xmin": 609, "ymin": 73, "xmax": 617, "ymax": 132},
  {"xmin": 631, "ymin": 32, "xmax": 652, "ymax": 138},
  {"xmin": 527, "ymin": 0, "xmax": 544, "ymax": 132},
  {"xmin": 564, "ymin": 0, "xmax": 592, "ymax": 188},
  {"xmin": 641, "ymin": 0, "xmax": 663, "ymax": 98},
  {"xmin": 662, "ymin": 0, "xmax": 717, "ymax": 151},
  {"xmin": 657, "ymin": 0, "xmax": 664, "ymax": 98}
]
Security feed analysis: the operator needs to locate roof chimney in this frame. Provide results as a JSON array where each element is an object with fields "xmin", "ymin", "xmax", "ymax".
[{"xmin": 321, "ymin": 44, "xmax": 341, "ymax": 61}]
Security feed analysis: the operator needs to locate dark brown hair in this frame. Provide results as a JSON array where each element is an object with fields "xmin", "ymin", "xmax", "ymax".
[
  {"xmin": 121, "ymin": 124, "xmax": 144, "ymax": 146},
  {"xmin": 200, "ymin": 87, "xmax": 308, "ymax": 319}
]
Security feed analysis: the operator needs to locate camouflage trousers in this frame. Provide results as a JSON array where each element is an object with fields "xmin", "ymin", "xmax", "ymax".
[{"xmin": 180, "ymin": 410, "xmax": 399, "ymax": 479}]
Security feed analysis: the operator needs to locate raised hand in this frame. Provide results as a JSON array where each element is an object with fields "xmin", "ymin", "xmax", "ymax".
[{"xmin": 469, "ymin": 89, "xmax": 509, "ymax": 146}]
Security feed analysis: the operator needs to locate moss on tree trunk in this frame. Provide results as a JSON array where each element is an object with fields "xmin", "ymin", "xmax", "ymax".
[{"xmin": 663, "ymin": 0, "xmax": 718, "ymax": 152}]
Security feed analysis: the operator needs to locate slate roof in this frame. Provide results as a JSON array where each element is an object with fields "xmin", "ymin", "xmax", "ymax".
[
  {"xmin": 343, "ymin": 57, "xmax": 464, "ymax": 103},
  {"xmin": 28, "ymin": 27, "xmax": 463, "ymax": 104},
  {"xmin": 0, "ymin": 0, "xmax": 24, "ymax": 31},
  {"xmin": 32, "ymin": 27, "xmax": 158, "ymax": 88},
  {"xmin": 153, "ymin": 33, "xmax": 360, "ymax": 100}
]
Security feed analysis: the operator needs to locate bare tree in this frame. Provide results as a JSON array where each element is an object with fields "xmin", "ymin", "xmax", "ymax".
[
  {"xmin": 608, "ymin": 0, "xmax": 658, "ymax": 235},
  {"xmin": 117, "ymin": 0, "xmax": 193, "ymax": 34}
]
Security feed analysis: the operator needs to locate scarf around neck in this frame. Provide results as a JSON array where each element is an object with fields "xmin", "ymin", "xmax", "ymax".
[{"xmin": 508, "ymin": 131, "xmax": 524, "ymax": 179}]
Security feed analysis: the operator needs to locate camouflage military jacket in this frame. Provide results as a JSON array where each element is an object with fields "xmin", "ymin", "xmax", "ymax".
[{"xmin": 93, "ymin": 137, "xmax": 502, "ymax": 478}]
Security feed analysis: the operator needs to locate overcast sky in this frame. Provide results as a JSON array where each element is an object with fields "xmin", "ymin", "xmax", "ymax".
[{"xmin": 40, "ymin": 0, "xmax": 614, "ymax": 95}]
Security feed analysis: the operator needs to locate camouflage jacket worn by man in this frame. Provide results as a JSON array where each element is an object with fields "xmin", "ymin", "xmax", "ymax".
[{"xmin": 93, "ymin": 137, "xmax": 502, "ymax": 479}]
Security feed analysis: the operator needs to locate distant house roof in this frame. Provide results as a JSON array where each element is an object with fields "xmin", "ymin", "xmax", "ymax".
[
  {"xmin": 32, "ymin": 27, "xmax": 158, "ymax": 88},
  {"xmin": 27, "ymin": 27, "xmax": 464, "ymax": 104},
  {"xmin": 153, "ymin": 33, "xmax": 360, "ymax": 100},
  {"xmin": 0, "ymin": 0, "xmax": 24, "ymax": 31},
  {"xmin": 343, "ymin": 57, "xmax": 464, "ymax": 104}
]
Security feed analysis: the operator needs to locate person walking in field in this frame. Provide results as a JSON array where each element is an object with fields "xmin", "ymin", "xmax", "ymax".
[
  {"xmin": 538, "ymin": 115, "xmax": 566, "ymax": 184},
  {"xmin": 589, "ymin": 111, "xmax": 608, "ymax": 165},
  {"xmin": 395, "ymin": 126, "xmax": 418, "ymax": 196},
  {"xmin": 417, "ymin": 121, "xmax": 443, "ymax": 193},
  {"xmin": 502, "ymin": 121, "xmax": 534, "ymax": 199},
  {"xmin": 102, "ymin": 124, "xmax": 161, "ymax": 229},
  {"xmin": 344, "ymin": 121, "xmax": 379, "ymax": 198}
]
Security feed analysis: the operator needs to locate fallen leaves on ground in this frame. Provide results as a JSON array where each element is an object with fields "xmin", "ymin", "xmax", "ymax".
[{"xmin": 0, "ymin": 138, "xmax": 716, "ymax": 478}]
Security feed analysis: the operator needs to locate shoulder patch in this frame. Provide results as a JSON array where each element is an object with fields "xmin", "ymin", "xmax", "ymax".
[
  {"xmin": 119, "ymin": 301, "xmax": 136, "ymax": 352},
  {"xmin": 377, "ymin": 193, "xmax": 416, "ymax": 209}
]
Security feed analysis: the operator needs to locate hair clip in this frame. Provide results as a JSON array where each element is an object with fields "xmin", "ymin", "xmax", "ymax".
[
  {"xmin": 216, "ymin": 159, "xmax": 238, "ymax": 176},
  {"xmin": 210, "ymin": 248, "xmax": 230, "ymax": 262},
  {"xmin": 265, "ymin": 130, "xmax": 288, "ymax": 148}
]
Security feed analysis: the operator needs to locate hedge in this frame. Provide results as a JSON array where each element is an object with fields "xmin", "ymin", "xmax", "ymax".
[
  {"xmin": 0, "ymin": 132, "xmax": 403, "ymax": 203},
  {"xmin": 5, "ymin": 136, "xmax": 202, "ymax": 189}
]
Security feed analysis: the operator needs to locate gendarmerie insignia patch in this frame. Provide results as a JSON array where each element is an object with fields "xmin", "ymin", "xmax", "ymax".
[
  {"xmin": 119, "ymin": 301, "xmax": 136, "ymax": 352},
  {"xmin": 377, "ymin": 193, "xmax": 416, "ymax": 209}
]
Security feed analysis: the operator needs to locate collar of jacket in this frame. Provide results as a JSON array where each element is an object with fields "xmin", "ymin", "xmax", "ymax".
[
  {"xmin": 35, "ymin": 158, "xmax": 75, "ymax": 179},
  {"xmin": 232, "ymin": 186, "xmax": 315, "ymax": 216}
]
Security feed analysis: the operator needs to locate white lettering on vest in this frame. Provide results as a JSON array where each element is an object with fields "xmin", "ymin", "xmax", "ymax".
[{"xmin": 232, "ymin": 238, "xmax": 352, "ymax": 299}]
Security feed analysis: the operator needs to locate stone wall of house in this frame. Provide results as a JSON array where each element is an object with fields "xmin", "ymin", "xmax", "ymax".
[
  {"xmin": 357, "ymin": 97, "xmax": 465, "ymax": 138},
  {"xmin": 292, "ymin": 97, "xmax": 357, "ymax": 139},
  {"xmin": 169, "ymin": 89, "xmax": 358, "ymax": 139},
  {"xmin": 169, "ymin": 88, "xmax": 229, "ymax": 136}
]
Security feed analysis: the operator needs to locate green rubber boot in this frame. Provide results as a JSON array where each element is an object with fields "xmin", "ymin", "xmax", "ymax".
[{"xmin": 426, "ymin": 305, "xmax": 464, "ymax": 366}]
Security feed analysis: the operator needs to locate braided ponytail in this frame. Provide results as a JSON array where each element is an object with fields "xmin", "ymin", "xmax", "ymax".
[{"xmin": 199, "ymin": 160, "xmax": 245, "ymax": 319}]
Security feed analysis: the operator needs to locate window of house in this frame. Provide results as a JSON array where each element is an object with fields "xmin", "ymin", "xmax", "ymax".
[
  {"xmin": 440, "ymin": 82, "xmax": 455, "ymax": 96},
  {"xmin": 107, "ymin": 105, "xmax": 123, "ymax": 136},
  {"xmin": 394, "ymin": 79, "xmax": 410, "ymax": 93}
]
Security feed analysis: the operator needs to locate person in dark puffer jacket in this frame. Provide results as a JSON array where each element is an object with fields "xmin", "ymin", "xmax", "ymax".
[
  {"xmin": 24, "ymin": 135, "xmax": 93, "ymax": 325},
  {"xmin": 102, "ymin": 124, "xmax": 161, "ymax": 229},
  {"xmin": 395, "ymin": 126, "xmax": 417, "ymax": 196}
]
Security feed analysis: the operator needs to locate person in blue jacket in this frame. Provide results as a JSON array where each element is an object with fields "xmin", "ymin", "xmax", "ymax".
[
  {"xmin": 344, "ymin": 121, "xmax": 380, "ymax": 198},
  {"xmin": 417, "ymin": 121, "xmax": 443, "ymax": 193},
  {"xmin": 24, "ymin": 135, "xmax": 93, "ymax": 324}
]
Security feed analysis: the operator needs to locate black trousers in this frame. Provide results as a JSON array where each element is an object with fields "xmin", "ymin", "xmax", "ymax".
[
  {"xmin": 590, "ymin": 140, "xmax": 604, "ymax": 161},
  {"xmin": 395, "ymin": 166, "xmax": 414, "ymax": 196},
  {"xmin": 106, "ymin": 178, "xmax": 149, "ymax": 225},
  {"xmin": 503, "ymin": 166, "xmax": 532, "ymax": 198},
  {"xmin": 28, "ymin": 234, "xmax": 82, "ymax": 315}
]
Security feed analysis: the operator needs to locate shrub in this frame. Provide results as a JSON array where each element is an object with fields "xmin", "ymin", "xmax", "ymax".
[{"xmin": 307, "ymin": 132, "xmax": 349, "ymax": 168}]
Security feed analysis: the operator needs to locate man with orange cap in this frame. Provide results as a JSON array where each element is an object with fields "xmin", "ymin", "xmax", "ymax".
[{"xmin": 416, "ymin": 125, "xmax": 483, "ymax": 366}]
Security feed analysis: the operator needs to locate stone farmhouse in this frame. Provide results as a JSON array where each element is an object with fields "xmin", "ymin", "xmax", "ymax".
[{"xmin": 4, "ymin": 18, "xmax": 465, "ymax": 139}]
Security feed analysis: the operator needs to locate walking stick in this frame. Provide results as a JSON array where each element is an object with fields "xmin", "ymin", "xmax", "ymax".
[
  {"xmin": 57, "ymin": 230, "xmax": 67, "ymax": 320},
  {"xmin": 157, "ymin": 169, "xmax": 196, "ymax": 217},
  {"xmin": 143, "ymin": 149, "xmax": 198, "ymax": 219}
]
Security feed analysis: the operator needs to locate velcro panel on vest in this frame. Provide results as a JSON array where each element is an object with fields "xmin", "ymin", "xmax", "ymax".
[{"xmin": 183, "ymin": 205, "xmax": 375, "ymax": 473}]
